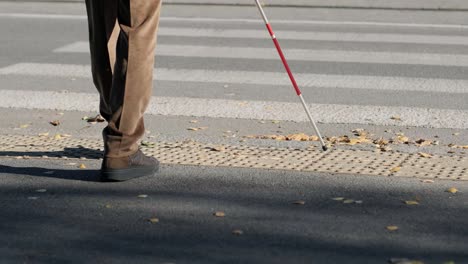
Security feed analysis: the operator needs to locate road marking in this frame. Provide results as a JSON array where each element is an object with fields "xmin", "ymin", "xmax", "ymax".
[
  {"xmin": 0, "ymin": 89, "xmax": 466, "ymax": 129},
  {"xmin": 1, "ymin": 13, "xmax": 468, "ymax": 29},
  {"xmin": 157, "ymin": 27, "xmax": 468, "ymax": 46},
  {"xmin": 1, "ymin": 63, "xmax": 468, "ymax": 94},
  {"xmin": 56, "ymin": 42, "xmax": 468, "ymax": 67}
]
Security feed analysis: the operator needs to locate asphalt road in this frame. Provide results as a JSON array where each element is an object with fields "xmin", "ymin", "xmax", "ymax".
[
  {"xmin": 1, "ymin": 158, "xmax": 467, "ymax": 264},
  {"xmin": 0, "ymin": 2, "xmax": 467, "ymax": 263}
]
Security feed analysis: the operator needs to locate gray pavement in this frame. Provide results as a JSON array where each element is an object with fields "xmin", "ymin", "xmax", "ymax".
[{"xmin": 1, "ymin": 1, "xmax": 468, "ymax": 263}]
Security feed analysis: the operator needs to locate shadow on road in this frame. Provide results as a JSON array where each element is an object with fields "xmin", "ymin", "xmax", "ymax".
[{"xmin": 0, "ymin": 164, "xmax": 467, "ymax": 264}]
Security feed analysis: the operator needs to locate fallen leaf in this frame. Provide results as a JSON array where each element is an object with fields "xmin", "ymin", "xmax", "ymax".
[
  {"xmin": 148, "ymin": 218, "xmax": 159, "ymax": 223},
  {"xmin": 389, "ymin": 258, "xmax": 424, "ymax": 264},
  {"xmin": 286, "ymin": 133, "xmax": 310, "ymax": 141},
  {"xmin": 343, "ymin": 199, "xmax": 355, "ymax": 204},
  {"xmin": 386, "ymin": 225, "xmax": 399, "ymax": 231},
  {"xmin": 141, "ymin": 141, "xmax": 155, "ymax": 147},
  {"xmin": 404, "ymin": 200, "xmax": 419, "ymax": 205},
  {"xmin": 20, "ymin": 124, "xmax": 30, "ymax": 128},
  {"xmin": 38, "ymin": 132, "xmax": 49, "ymax": 137},
  {"xmin": 396, "ymin": 133, "xmax": 410, "ymax": 143},
  {"xmin": 208, "ymin": 146, "xmax": 226, "ymax": 152},
  {"xmin": 292, "ymin": 200, "xmax": 305, "ymax": 205},
  {"xmin": 418, "ymin": 152, "xmax": 432, "ymax": 158},
  {"xmin": 86, "ymin": 115, "xmax": 105, "ymax": 123},
  {"xmin": 187, "ymin": 127, "xmax": 199, "ymax": 131},
  {"xmin": 453, "ymin": 132, "xmax": 460, "ymax": 136},
  {"xmin": 79, "ymin": 164, "xmax": 86, "ymax": 169},
  {"xmin": 391, "ymin": 115, "xmax": 402, "ymax": 121},
  {"xmin": 272, "ymin": 120, "xmax": 280, "ymax": 124},
  {"xmin": 332, "ymin": 197, "xmax": 345, "ymax": 201},
  {"xmin": 232, "ymin": 229, "xmax": 244, "ymax": 236},
  {"xmin": 54, "ymin": 134, "xmax": 63, "ymax": 140},
  {"xmin": 137, "ymin": 194, "xmax": 148, "ymax": 198},
  {"xmin": 446, "ymin": 187, "xmax": 458, "ymax": 194},
  {"xmin": 309, "ymin": 135, "xmax": 320, "ymax": 141},
  {"xmin": 390, "ymin": 167, "xmax": 401, "ymax": 173},
  {"xmin": 421, "ymin": 179, "xmax": 434, "ymax": 183},
  {"xmin": 105, "ymin": 204, "xmax": 112, "ymax": 209},
  {"xmin": 49, "ymin": 120, "xmax": 61, "ymax": 126},
  {"xmin": 214, "ymin": 211, "xmax": 226, "ymax": 217},
  {"xmin": 415, "ymin": 139, "xmax": 432, "ymax": 147},
  {"xmin": 189, "ymin": 120, "xmax": 198, "ymax": 123}
]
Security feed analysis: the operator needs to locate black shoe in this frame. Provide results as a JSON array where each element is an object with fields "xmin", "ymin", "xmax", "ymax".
[{"xmin": 101, "ymin": 150, "xmax": 159, "ymax": 182}]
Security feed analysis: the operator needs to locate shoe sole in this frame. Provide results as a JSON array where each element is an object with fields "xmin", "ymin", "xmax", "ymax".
[{"xmin": 101, "ymin": 164, "xmax": 159, "ymax": 182}]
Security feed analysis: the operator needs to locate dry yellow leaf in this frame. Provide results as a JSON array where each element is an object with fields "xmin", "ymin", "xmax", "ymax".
[
  {"xmin": 148, "ymin": 218, "xmax": 159, "ymax": 223},
  {"xmin": 309, "ymin": 135, "xmax": 320, "ymax": 141},
  {"xmin": 415, "ymin": 139, "xmax": 432, "ymax": 147},
  {"xmin": 332, "ymin": 197, "xmax": 345, "ymax": 201},
  {"xmin": 232, "ymin": 229, "xmax": 244, "ymax": 236},
  {"xmin": 49, "ymin": 120, "xmax": 61, "ymax": 126},
  {"xmin": 38, "ymin": 132, "xmax": 49, "ymax": 137},
  {"xmin": 214, "ymin": 211, "xmax": 226, "ymax": 217},
  {"xmin": 446, "ymin": 187, "xmax": 458, "ymax": 194},
  {"xmin": 343, "ymin": 199, "xmax": 355, "ymax": 204},
  {"xmin": 391, "ymin": 116, "xmax": 402, "ymax": 121},
  {"xmin": 390, "ymin": 167, "xmax": 401, "ymax": 173},
  {"xmin": 54, "ymin": 134, "xmax": 63, "ymax": 140},
  {"xmin": 20, "ymin": 124, "xmax": 30, "ymax": 128},
  {"xmin": 397, "ymin": 135, "xmax": 409, "ymax": 143},
  {"xmin": 418, "ymin": 152, "xmax": 432, "ymax": 158},
  {"xmin": 292, "ymin": 200, "xmax": 305, "ymax": 205},
  {"xmin": 79, "ymin": 164, "xmax": 86, "ymax": 169},
  {"xmin": 209, "ymin": 146, "xmax": 226, "ymax": 152},
  {"xmin": 404, "ymin": 200, "xmax": 419, "ymax": 205},
  {"xmin": 187, "ymin": 127, "xmax": 199, "ymax": 131},
  {"xmin": 386, "ymin": 225, "xmax": 399, "ymax": 231},
  {"xmin": 286, "ymin": 133, "xmax": 309, "ymax": 141},
  {"xmin": 421, "ymin": 180, "xmax": 434, "ymax": 183}
]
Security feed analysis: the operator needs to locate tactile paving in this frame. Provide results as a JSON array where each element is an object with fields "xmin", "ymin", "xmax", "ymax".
[{"xmin": 0, "ymin": 135, "xmax": 467, "ymax": 180}]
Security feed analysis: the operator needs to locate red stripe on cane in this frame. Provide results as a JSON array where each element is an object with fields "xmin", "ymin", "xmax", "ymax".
[
  {"xmin": 266, "ymin": 23, "xmax": 275, "ymax": 37},
  {"xmin": 266, "ymin": 28, "xmax": 302, "ymax": 96}
]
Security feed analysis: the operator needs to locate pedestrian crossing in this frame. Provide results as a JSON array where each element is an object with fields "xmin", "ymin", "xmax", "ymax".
[{"xmin": 1, "ymin": 12, "xmax": 468, "ymax": 130}]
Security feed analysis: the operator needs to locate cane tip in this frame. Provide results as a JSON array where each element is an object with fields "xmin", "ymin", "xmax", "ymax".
[{"xmin": 322, "ymin": 146, "xmax": 328, "ymax": 151}]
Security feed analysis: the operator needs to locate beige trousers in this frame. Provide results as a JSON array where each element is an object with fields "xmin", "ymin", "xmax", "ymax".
[{"xmin": 85, "ymin": 0, "xmax": 162, "ymax": 158}]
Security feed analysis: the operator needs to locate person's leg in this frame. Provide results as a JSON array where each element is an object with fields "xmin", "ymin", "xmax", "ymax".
[
  {"xmin": 84, "ymin": 0, "xmax": 118, "ymax": 121},
  {"xmin": 103, "ymin": 0, "xmax": 162, "ymax": 159}
]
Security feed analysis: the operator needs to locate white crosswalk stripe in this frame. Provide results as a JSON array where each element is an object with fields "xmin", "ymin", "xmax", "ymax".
[
  {"xmin": 1, "ymin": 14, "xmax": 468, "ymax": 130},
  {"xmin": 1, "ymin": 89, "xmax": 466, "ymax": 129},
  {"xmin": 55, "ymin": 42, "xmax": 468, "ymax": 67},
  {"xmin": 1, "ymin": 63, "xmax": 467, "ymax": 94},
  {"xmin": 157, "ymin": 27, "xmax": 468, "ymax": 46}
]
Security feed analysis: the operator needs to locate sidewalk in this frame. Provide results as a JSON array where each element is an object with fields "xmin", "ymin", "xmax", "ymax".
[{"xmin": 4, "ymin": 0, "xmax": 468, "ymax": 10}]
